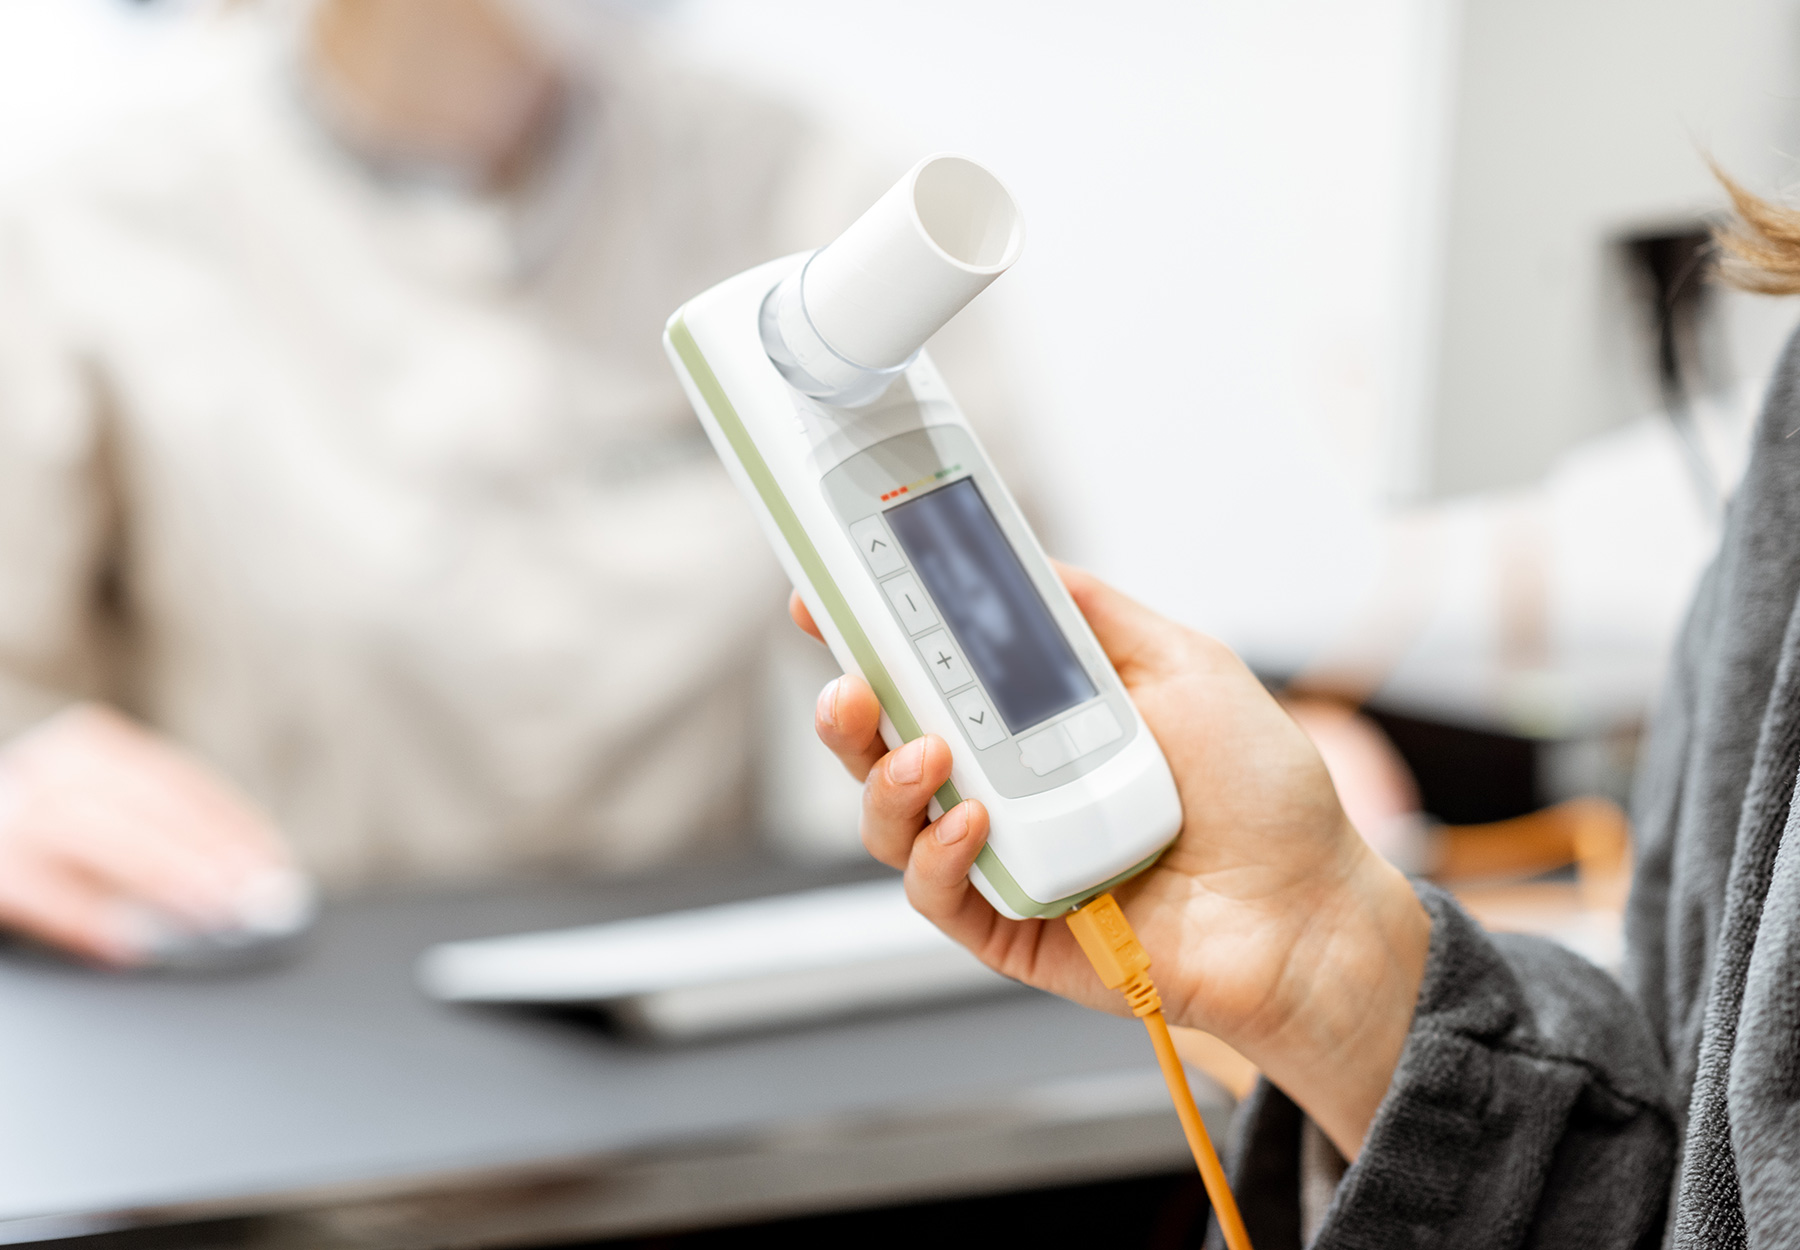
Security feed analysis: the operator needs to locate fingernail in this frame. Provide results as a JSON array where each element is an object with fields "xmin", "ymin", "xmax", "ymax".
[
  {"xmin": 113, "ymin": 900, "xmax": 219, "ymax": 964},
  {"xmin": 106, "ymin": 904, "xmax": 163, "ymax": 964},
  {"xmin": 888, "ymin": 738, "xmax": 926, "ymax": 784},
  {"xmin": 816, "ymin": 679, "xmax": 841, "ymax": 729},
  {"xmin": 936, "ymin": 803, "xmax": 970, "ymax": 845},
  {"xmin": 232, "ymin": 868, "xmax": 317, "ymax": 937}
]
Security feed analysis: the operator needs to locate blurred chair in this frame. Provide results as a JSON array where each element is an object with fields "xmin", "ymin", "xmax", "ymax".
[
  {"xmin": 1435, "ymin": 796, "xmax": 1632, "ymax": 971},
  {"xmin": 1434, "ymin": 795, "xmax": 1631, "ymax": 905}
]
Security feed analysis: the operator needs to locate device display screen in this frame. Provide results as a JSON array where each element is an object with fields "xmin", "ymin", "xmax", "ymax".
[{"xmin": 884, "ymin": 478, "xmax": 1095, "ymax": 733}]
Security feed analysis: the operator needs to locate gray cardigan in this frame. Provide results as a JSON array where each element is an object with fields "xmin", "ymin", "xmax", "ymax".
[{"xmin": 1224, "ymin": 333, "xmax": 1800, "ymax": 1248}]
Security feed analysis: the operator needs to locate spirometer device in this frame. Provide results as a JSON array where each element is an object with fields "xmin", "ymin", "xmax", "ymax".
[{"xmin": 663, "ymin": 155, "xmax": 1182, "ymax": 919}]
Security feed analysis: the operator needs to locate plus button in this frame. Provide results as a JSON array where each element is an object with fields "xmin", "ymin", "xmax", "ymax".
[{"xmin": 917, "ymin": 630, "xmax": 972, "ymax": 693}]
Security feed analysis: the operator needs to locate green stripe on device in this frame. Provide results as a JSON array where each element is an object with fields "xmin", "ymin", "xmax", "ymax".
[{"xmin": 668, "ymin": 314, "xmax": 1148, "ymax": 918}]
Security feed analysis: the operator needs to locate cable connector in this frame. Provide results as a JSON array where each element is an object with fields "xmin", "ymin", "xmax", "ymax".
[
  {"xmin": 1066, "ymin": 892, "xmax": 1254, "ymax": 1250},
  {"xmin": 1067, "ymin": 890, "xmax": 1161, "ymax": 1017}
]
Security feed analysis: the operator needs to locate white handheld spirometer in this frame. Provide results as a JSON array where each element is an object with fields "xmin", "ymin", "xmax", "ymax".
[{"xmin": 663, "ymin": 154, "xmax": 1182, "ymax": 919}]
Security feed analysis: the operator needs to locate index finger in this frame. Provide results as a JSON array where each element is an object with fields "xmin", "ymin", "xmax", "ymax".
[{"xmin": 789, "ymin": 591, "xmax": 824, "ymax": 644}]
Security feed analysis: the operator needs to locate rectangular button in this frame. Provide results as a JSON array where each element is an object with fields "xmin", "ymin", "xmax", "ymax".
[
  {"xmin": 1064, "ymin": 703, "xmax": 1123, "ymax": 756},
  {"xmin": 849, "ymin": 516, "xmax": 905, "ymax": 576},
  {"xmin": 949, "ymin": 687, "xmax": 1006, "ymax": 750},
  {"xmin": 915, "ymin": 630, "xmax": 973, "ymax": 692},
  {"xmin": 882, "ymin": 572, "xmax": 938, "ymax": 634},
  {"xmin": 1019, "ymin": 724, "xmax": 1077, "ymax": 776}
]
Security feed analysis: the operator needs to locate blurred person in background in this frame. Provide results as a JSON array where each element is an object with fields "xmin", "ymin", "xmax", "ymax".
[{"xmin": 0, "ymin": 0, "xmax": 1016, "ymax": 965}]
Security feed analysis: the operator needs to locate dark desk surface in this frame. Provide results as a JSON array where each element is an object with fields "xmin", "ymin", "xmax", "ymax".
[{"xmin": 0, "ymin": 860, "xmax": 1225, "ymax": 1249}]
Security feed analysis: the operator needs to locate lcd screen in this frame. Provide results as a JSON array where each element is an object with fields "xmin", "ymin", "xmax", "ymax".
[{"xmin": 884, "ymin": 478, "xmax": 1095, "ymax": 733}]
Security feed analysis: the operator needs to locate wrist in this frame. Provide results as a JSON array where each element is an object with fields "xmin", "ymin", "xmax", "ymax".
[{"xmin": 1240, "ymin": 841, "xmax": 1430, "ymax": 1160}]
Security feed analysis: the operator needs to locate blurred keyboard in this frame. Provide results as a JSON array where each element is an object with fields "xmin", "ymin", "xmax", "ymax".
[{"xmin": 417, "ymin": 877, "xmax": 1017, "ymax": 1040}]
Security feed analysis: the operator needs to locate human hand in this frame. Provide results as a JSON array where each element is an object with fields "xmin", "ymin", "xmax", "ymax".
[
  {"xmin": 0, "ymin": 704, "xmax": 312, "ymax": 966},
  {"xmin": 792, "ymin": 567, "xmax": 1429, "ymax": 1158}
]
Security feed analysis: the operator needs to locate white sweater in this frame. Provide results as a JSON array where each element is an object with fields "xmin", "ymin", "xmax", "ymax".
[{"xmin": 0, "ymin": 16, "xmax": 929, "ymax": 888}]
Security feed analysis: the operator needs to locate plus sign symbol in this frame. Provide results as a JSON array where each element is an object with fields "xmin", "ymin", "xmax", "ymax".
[{"xmin": 935, "ymin": 651, "xmax": 954, "ymax": 671}]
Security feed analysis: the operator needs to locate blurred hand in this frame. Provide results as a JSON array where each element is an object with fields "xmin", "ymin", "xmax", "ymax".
[
  {"xmin": 0, "ymin": 704, "xmax": 310, "ymax": 966},
  {"xmin": 1282, "ymin": 696, "xmax": 1428, "ymax": 867},
  {"xmin": 792, "ymin": 567, "xmax": 1430, "ymax": 1159}
]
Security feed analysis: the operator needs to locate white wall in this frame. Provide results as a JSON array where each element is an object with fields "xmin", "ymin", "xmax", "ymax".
[
  {"xmin": 1428, "ymin": 0, "xmax": 1800, "ymax": 494},
  {"xmin": 663, "ymin": 0, "xmax": 1800, "ymax": 615}
]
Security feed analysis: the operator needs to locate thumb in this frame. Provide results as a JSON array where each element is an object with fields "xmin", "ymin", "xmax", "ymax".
[{"xmin": 1053, "ymin": 561, "xmax": 1185, "ymax": 681}]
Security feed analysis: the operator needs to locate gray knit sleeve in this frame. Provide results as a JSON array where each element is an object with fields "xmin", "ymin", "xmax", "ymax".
[{"xmin": 1218, "ymin": 884, "xmax": 1676, "ymax": 1249}]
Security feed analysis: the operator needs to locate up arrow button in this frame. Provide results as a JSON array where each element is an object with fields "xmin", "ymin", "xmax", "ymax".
[{"xmin": 849, "ymin": 515, "xmax": 905, "ymax": 576}]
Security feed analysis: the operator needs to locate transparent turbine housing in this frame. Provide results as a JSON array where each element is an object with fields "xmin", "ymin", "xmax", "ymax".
[{"xmin": 759, "ymin": 259, "xmax": 914, "ymax": 409}]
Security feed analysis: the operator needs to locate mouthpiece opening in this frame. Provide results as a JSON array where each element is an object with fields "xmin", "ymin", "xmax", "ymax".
[{"xmin": 912, "ymin": 156, "xmax": 1024, "ymax": 272}]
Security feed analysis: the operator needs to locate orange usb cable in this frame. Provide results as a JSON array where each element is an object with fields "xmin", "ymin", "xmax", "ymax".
[{"xmin": 1066, "ymin": 892, "xmax": 1254, "ymax": 1250}]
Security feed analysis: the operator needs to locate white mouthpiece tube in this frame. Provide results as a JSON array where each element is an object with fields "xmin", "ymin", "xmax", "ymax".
[{"xmin": 762, "ymin": 153, "xmax": 1025, "ymax": 405}]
